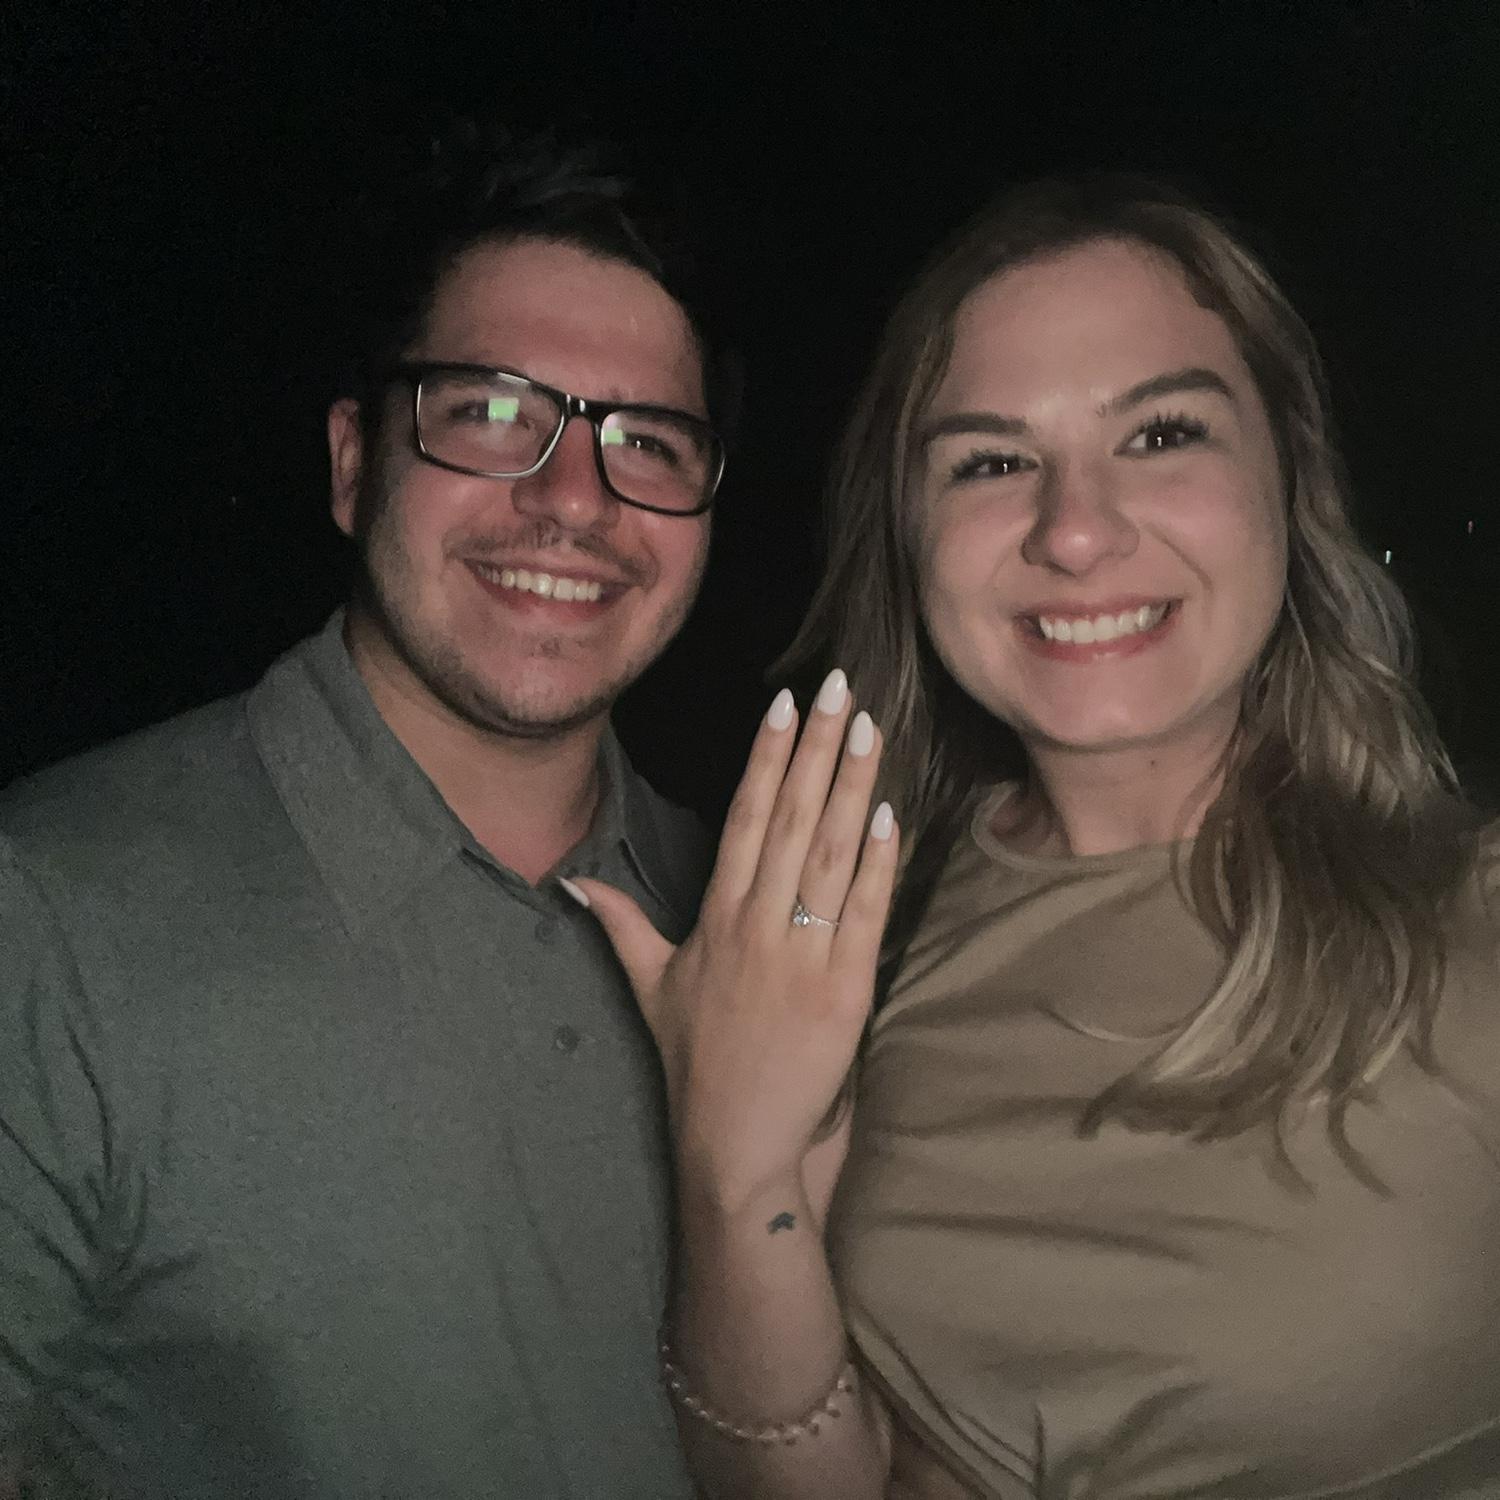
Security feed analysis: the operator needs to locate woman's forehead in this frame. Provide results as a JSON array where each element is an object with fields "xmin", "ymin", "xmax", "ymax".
[{"xmin": 938, "ymin": 239, "xmax": 1248, "ymax": 406}]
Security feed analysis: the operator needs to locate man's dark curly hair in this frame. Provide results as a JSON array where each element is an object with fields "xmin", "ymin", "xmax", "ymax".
[{"xmin": 341, "ymin": 120, "xmax": 736, "ymax": 441}]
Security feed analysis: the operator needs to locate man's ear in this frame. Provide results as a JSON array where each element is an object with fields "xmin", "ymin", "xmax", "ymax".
[{"xmin": 328, "ymin": 398, "xmax": 365, "ymax": 538}]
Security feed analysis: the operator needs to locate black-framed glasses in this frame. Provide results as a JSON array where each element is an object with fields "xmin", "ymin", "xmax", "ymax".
[{"xmin": 390, "ymin": 361, "xmax": 725, "ymax": 517}]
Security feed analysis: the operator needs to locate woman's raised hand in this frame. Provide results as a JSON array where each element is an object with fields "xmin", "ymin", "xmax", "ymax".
[{"xmin": 565, "ymin": 669, "xmax": 898, "ymax": 1213}]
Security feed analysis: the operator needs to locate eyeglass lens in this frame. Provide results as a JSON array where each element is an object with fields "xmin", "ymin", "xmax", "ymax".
[{"xmin": 416, "ymin": 369, "xmax": 716, "ymax": 512}]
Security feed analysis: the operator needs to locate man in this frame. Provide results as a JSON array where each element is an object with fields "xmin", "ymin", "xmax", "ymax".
[{"xmin": 0, "ymin": 135, "xmax": 728, "ymax": 1498}]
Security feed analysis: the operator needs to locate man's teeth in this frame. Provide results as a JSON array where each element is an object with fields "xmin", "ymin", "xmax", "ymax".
[
  {"xmin": 476, "ymin": 564, "xmax": 603, "ymax": 603},
  {"xmin": 1036, "ymin": 603, "xmax": 1169, "ymax": 644}
]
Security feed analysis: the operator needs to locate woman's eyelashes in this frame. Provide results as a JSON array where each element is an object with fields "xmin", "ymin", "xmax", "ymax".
[
  {"xmin": 946, "ymin": 449, "xmax": 1035, "ymax": 484},
  {"xmin": 1122, "ymin": 410, "xmax": 1210, "ymax": 454},
  {"xmin": 938, "ymin": 410, "xmax": 1211, "ymax": 487}
]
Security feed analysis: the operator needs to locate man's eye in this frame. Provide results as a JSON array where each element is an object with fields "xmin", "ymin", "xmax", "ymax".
[
  {"xmin": 949, "ymin": 452, "xmax": 1028, "ymax": 483},
  {"xmin": 1127, "ymin": 414, "xmax": 1209, "ymax": 452},
  {"xmin": 447, "ymin": 396, "xmax": 522, "ymax": 425},
  {"xmin": 606, "ymin": 427, "xmax": 682, "ymax": 468}
]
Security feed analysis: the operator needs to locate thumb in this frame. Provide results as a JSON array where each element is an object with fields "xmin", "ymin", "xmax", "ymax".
[{"xmin": 561, "ymin": 877, "xmax": 675, "ymax": 1005}]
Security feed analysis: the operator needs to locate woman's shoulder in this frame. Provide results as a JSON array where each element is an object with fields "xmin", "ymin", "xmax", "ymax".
[
  {"xmin": 1476, "ymin": 817, "xmax": 1500, "ymax": 895},
  {"xmin": 1434, "ymin": 817, "xmax": 1500, "ymax": 1048}
]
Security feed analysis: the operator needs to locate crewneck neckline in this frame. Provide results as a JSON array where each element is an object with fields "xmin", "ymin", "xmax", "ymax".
[{"xmin": 968, "ymin": 783, "xmax": 1193, "ymax": 877}]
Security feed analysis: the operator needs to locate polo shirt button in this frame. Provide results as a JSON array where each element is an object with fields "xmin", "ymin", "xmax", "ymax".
[
  {"xmin": 534, "ymin": 917, "xmax": 558, "ymax": 943},
  {"xmin": 553, "ymin": 1024, "xmax": 581, "ymax": 1054}
]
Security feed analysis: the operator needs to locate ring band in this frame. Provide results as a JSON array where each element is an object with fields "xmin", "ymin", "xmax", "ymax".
[{"xmin": 791, "ymin": 899, "xmax": 839, "ymax": 932}]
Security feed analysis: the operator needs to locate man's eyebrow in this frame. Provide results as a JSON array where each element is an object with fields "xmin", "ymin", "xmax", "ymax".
[
  {"xmin": 1101, "ymin": 366, "xmax": 1235, "ymax": 416},
  {"xmin": 918, "ymin": 411, "xmax": 1031, "ymax": 447}
]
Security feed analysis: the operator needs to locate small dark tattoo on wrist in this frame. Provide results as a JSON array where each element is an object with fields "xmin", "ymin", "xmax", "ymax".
[{"xmin": 767, "ymin": 1211, "xmax": 797, "ymax": 1234}]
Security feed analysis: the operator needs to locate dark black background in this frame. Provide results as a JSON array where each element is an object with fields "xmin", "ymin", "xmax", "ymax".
[{"xmin": 7, "ymin": 0, "xmax": 1499, "ymax": 815}]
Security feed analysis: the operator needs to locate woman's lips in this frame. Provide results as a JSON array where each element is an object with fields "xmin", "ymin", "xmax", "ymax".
[{"xmin": 1016, "ymin": 599, "xmax": 1179, "ymax": 659}]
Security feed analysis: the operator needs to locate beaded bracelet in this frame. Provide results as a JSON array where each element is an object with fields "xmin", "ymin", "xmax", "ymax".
[{"xmin": 658, "ymin": 1333, "xmax": 859, "ymax": 1446}]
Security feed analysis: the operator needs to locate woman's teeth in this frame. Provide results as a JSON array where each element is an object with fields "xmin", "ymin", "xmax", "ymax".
[
  {"xmin": 475, "ymin": 564, "xmax": 603, "ymax": 603},
  {"xmin": 1035, "ymin": 602, "xmax": 1169, "ymax": 644}
]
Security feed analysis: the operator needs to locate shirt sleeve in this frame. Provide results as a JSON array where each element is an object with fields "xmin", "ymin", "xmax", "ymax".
[{"xmin": 0, "ymin": 837, "xmax": 114, "ymax": 1458}]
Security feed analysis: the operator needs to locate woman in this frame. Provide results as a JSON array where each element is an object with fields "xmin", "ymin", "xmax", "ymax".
[{"xmin": 567, "ymin": 177, "xmax": 1500, "ymax": 1497}]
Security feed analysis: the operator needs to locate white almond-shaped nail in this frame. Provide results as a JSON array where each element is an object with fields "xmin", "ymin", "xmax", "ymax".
[
  {"xmin": 847, "ymin": 710, "xmax": 875, "ymax": 757},
  {"xmin": 869, "ymin": 801, "xmax": 895, "ymax": 842},
  {"xmin": 557, "ymin": 876, "xmax": 591, "ymax": 908},
  {"xmin": 766, "ymin": 687, "xmax": 795, "ymax": 731},
  {"xmin": 815, "ymin": 668, "xmax": 849, "ymax": 715}
]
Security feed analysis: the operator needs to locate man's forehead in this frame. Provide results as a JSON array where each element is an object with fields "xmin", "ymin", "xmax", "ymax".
[{"xmin": 417, "ymin": 237, "xmax": 705, "ymax": 407}]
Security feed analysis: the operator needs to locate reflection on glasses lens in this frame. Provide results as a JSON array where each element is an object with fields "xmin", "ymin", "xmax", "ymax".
[
  {"xmin": 596, "ymin": 410, "xmax": 715, "ymax": 513},
  {"xmin": 418, "ymin": 372, "xmax": 555, "ymax": 474},
  {"xmin": 414, "ymin": 368, "xmax": 719, "ymax": 513}
]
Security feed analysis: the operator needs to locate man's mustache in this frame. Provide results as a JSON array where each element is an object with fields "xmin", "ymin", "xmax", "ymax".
[{"xmin": 460, "ymin": 523, "xmax": 652, "ymax": 586}]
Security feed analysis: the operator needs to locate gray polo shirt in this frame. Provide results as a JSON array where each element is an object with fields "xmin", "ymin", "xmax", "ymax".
[{"xmin": 0, "ymin": 615, "xmax": 709, "ymax": 1499}]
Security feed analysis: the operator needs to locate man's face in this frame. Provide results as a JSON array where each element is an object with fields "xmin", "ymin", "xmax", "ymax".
[{"xmin": 329, "ymin": 237, "xmax": 712, "ymax": 741}]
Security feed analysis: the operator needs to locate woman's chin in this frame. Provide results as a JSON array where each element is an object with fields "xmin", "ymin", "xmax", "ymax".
[{"xmin": 1014, "ymin": 705, "xmax": 1223, "ymax": 761}]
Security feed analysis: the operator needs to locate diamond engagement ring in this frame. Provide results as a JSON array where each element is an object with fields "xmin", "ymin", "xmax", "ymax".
[{"xmin": 791, "ymin": 899, "xmax": 839, "ymax": 932}]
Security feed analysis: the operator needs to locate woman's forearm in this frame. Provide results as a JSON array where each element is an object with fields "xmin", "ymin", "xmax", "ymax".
[
  {"xmin": 568, "ymin": 685, "xmax": 899, "ymax": 1494},
  {"xmin": 667, "ymin": 1167, "xmax": 889, "ymax": 1500}
]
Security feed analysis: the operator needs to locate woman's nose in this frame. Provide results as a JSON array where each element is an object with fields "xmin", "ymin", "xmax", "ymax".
[{"xmin": 1020, "ymin": 460, "xmax": 1138, "ymax": 574}]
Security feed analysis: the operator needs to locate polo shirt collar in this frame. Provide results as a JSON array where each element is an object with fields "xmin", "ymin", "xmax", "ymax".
[
  {"xmin": 247, "ymin": 612, "xmax": 688, "ymax": 935},
  {"xmin": 596, "ymin": 726, "xmax": 694, "ymax": 925}
]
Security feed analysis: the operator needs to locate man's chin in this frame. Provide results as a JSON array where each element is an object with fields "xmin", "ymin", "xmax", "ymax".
[{"xmin": 455, "ymin": 682, "xmax": 622, "ymax": 742}]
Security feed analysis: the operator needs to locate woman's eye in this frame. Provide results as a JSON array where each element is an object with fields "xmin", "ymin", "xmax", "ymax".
[
  {"xmin": 1127, "ymin": 414, "xmax": 1209, "ymax": 453},
  {"xmin": 949, "ymin": 452, "xmax": 1030, "ymax": 483}
]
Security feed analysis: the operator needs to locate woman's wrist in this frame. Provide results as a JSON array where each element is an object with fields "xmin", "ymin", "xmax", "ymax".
[
  {"xmin": 659, "ymin": 1324, "xmax": 860, "ymax": 1446},
  {"xmin": 674, "ymin": 1156, "xmax": 810, "ymax": 1228}
]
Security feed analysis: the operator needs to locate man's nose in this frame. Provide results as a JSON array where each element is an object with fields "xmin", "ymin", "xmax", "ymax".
[
  {"xmin": 509, "ymin": 417, "xmax": 617, "ymax": 530},
  {"xmin": 1020, "ymin": 459, "xmax": 1137, "ymax": 575}
]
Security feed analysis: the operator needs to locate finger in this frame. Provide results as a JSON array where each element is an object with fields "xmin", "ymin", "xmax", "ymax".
[
  {"xmin": 699, "ymin": 687, "xmax": 800, "ymax": 911},
  {"xmin": 791, "ymin": 711, "xmax": 884, "ymax": 928},
  {"xmin": 829, "ymin": 801, "xmax": 900, "ymax": 980},
  {"xmin": 747, "ymin": 667, "xmax": 855, "ymax": 908},
  {"xmin": 563, "ymin": 878, "xmax": 675, "ymax": 1021}
]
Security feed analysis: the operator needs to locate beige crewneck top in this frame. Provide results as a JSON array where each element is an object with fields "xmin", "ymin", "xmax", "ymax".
[{"xmin": 831, "ymin": 790, "xmax": 1500, "ymax": 1498}]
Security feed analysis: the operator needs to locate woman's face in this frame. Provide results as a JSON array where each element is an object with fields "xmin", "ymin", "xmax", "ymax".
[{"xmin": 912, "ymin": 237, "xmax": 1287, "ymax": 767}]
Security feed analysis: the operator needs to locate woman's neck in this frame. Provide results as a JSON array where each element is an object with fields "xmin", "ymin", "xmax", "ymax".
[{"xmin": 1002, "ymin": 729, "xmax": 1233, "ymax": 858}]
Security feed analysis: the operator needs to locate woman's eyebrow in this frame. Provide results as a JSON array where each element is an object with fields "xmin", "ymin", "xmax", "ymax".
[
  {"xmin": 1100, "ymin": 366, "xmax": 1236, "ymax": 416},
  {"xmin": 918, "ymin": 411, "xmax": 1030, "ymax": 446},
  {"xmin": 919, "ymin": 367, "xmax": 1236, "ymax": 448}
]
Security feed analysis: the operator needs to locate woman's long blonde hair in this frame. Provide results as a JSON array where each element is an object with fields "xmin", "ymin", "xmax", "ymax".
[{"xmin": 784, "ymin": 175, "xmax": 1482, "ymax": 1144}]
